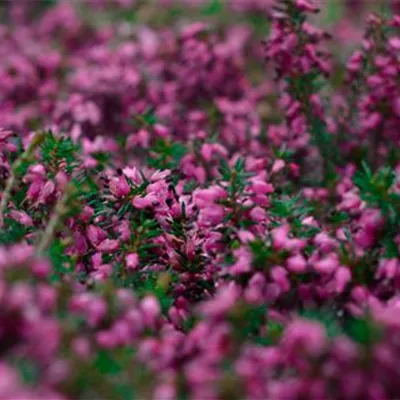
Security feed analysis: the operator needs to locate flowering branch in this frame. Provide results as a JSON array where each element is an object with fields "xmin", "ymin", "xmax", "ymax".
[{"xmin": 0, "ymin": 132, "xmax": 45, "ymax": 227}]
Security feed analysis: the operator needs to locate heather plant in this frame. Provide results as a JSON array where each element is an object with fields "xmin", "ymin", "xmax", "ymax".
[
  {"xmin": 0, "ymin": 0, "xmax": 400, "ymax": 399},
  {"xmin": 264, "ymin": 0, "xmax": 336, "ymax": 183}
]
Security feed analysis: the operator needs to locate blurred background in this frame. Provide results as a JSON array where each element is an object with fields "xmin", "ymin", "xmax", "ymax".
[{"xmin": 0, "ymin": 0, "xmax": 398, "ymax": 33}]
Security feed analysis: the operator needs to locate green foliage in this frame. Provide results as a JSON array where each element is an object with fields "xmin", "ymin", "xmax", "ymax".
[
  {"xmin": 327, "ymin": 210, "xmax": 349, "ymax": 225},
  {"xmin": 128, "ymin": 272, "xmax": 175, "ymax": 315},
  {"xmin": 354, "ymin": 163, "xmax": 400, "ymax": 257},
  {"xmin": 48, "ymin": 238, "xmax": 75, "ymax": 281},
  {"xmin": 229, "ymin": 302, "xmax": 268, "ymax": 343},
  {"xmin": 219, "ymin": 158, "xmax": 253, "ymax": 199},
  {"xmin": 270, "ymin": 193, "xmax": 314, "ymax": 220},
  {"xmin": 94, "ymin": 350, "xmax": 125, "ymax": 375},
  {"xmin": 249, "ymin": 239, "xmax": 287, "ymax": 272},
  {"xmin": 354, "ymin": 163, "xmax": 399, "ymax": 221},
  {"xmin": 16, "ymin": 359, "xmax": 40, "ymax": 386},
  {"xmin": 310, "ymin": 116, "xmax": 338, "ymax": 183},
  {"xmin": 0, "ymin": 219, "xmax": 29, "ymax": 245},
  {"xmin": 13, "ymin": 157, "xmax": 32, "ymax": 179},
  {"xmin": 148, "ymin": 139, "xmax": 187, "ymax": 170},
  {"xmin": 120, "ymin": 9, "xmax": 136, "ymax": 23},
  {"xmin": 201, "ymin": 0, "xmax": 224, "ymax": 16},
  {"xmin": 42, "ymin": 0, "xmax": 57, "ymax": 7},
  {"xmin": 323, "ymin": 0, "xmax": 343, "ymax": 25},
  {"xmin": 40, "ymin": 131, "xmax": 79, "ymax": 175},
  {"xmin": 289, "ymin": 72, "xmax": 337, "ymax": 182},
  {"xmin": 132, "ymin": 109, "xmax": 158, "ymax": 128},
  {"xmin": 249, "ymin": 239, "xmax": 272, "ymax": 271},
  {"xmin": 302, "ymin": 310, "xmax": 383, "ymax": 346},
  {"xmin": 346, "ymin": 315, "xmax": 383, "ymax": 346},
  {"xmin": 292, "ymin": 218, "xmax": 320, "ymax": 238},
  {"xmin": 70, "ymin": 347, "xmax": 139, "ymax": 400},
  {"xmin": 273, "ymin": 145, "xmax": 295, "ymax": 162},
  {"xmin": 183, "ymin": 179, "xmax": 198, "ymax": 194},
  {"xmin": 247, "ymin": 13, "xmax": 271, "ymax": 35},
  {"xmin": 91, "ymin": 152, "xmax": 111, "ymax": 170},
  {"xmin": 301, "ymin": 308, "xmax": 343, "ymax": 338}
]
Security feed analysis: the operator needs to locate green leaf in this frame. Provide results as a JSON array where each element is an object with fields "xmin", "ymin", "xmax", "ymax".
[
  {"xmin": 48, "ymin": 238, "xmax": 75, "ymax": 280},
  {"xmin": 148, "ymin": 140, "xmax": 187, "ymax": 170},
  {"xmin": 40, "ymin": 131, "xmax": 80, "ymax": 175},
  {"xmin": 16, "ymin": 359, "xmax": 40, "ymax": 385},
  {"xmin": 201, "ymin": 0, "xmax": 224, "ymax": 15},
  {"xmin": 132, "ymin": 109, "xmax": 158, "ymax": 128},
  {"xmin": 301, "ymin": 309, "xmax": 343, "ymax": 338},
  {"xmin": 94, "ymin": 350, "xmax": 122, "ymax": 375},
  {"xmin": 346, "ymin": 316, "xmax": 382, "ymax": 346},
  {"xmin": 0, "ymin": 219, "xmax": 29, "ymax": 245},
  {"xmin": 218, "ymin": 158, "xmax": 231, "ymax": 181}
]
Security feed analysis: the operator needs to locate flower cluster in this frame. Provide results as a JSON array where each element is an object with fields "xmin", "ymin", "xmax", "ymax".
[
  {"xmin": 345, "ymin": 13, "xmax": 400, "ymax": 167},
  {"xmin": 0, "ymin": 0, "xmax": 400, "ymax": 399}
]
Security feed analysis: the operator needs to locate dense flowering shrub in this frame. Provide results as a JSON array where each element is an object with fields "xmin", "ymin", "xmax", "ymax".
[{"xmin": 1, "ymin": 0, "xmax": 400, "ymax": 399}]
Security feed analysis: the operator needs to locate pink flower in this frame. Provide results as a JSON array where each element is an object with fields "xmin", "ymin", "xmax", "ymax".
[
  {"xmin": 249, "ymin": 206, "xmax": 266, "ymax": 222},
  {"xmin": 314, "ymin": 232, "xmax": 337, "ymax": 252},
  {"xmin": 271, "ymin": 159, "xmax": 285, "ymax": 174},
  {"xmin": 31, "ymin": 259, "xmax": 51, "ymax": 279},
  {"xmin": 231, "ymin": 248, "xmax": 252, "ymax": 275},
  {"xmin": 359, "ymin": 208, "xmax": 384, "ymax": 232},
  {"xmin": 334, "ymin": 266, "xmax": 351, "ymax": 293},
  {"xmin": 389, "ymin": 36, "xmax": 400, "ymax": 50},
  {"xmin": 362, "ymin": 112, "xmax": 382, "ymax": 130},
  {"xmin": 283, "ymin": 319, "xmax": 327, "ymax": 357},
  {"xmin": 72, "ymin": 337, "xmax": 91, "ymax": 359},
  {"xmin": 313, "ymin": 254, "xmax": 339, "ymax": 274},
  {"xmin": 132, "ymin": 194, "xmax": 158, "ymax": 209},
  {"xmin": 271, "ymin": 224, "xmax": 290, "ymax": 250},
  {"xmin": 251, "ymin": 180, "xmax": 274, "ymax": 195},
  {"xmin": 38, "ymin": 180, "xmax": 56, "ymax": 203},
  {"xmin": 109, "ymin": 176, "xmax": 130, "ymax": 198},
  {"xmin": 122, "ymin": 167, "xmax": 143, "ymax": 185},
  {"xmin": 198, "ymin": 205, "xmax": 225, "ymax": 227},
  {"xmin": 153, "ymin": 124, "xmax": 169, "ymax": 138},
  {"xmin": 296, "ymin": 0, "xmax": 319, "ymax": 13},
  {"xmin": 96, "ymin": 330, "xmax": 117, "ymax": 349},
  {"xmin": 271, "ymin": 266, "xmax": 290, "ymax": 292},
  {"xmin": 150, "ymin": 169, "xmax": 171, "ymax": 182},
  {"xmin": 377, "ymin": 259, "xmax": 399, "ymax": 280},
  {"xmin": 201, "ymin": 143, "xmax": 213, "ymax": 162},
  {"xmin": 338, "ymin": 191, "xmax": 362, "ymax": 212},
  {"xmin": 354, "ymin": 229, "xmax": 376, "ymax": 249},
  {"xmin": 87, "ymin": 225, "xmax": 107, "ymax": 246},
  {"xmin": 126, "ymin": 253, "xmax": 139, "ymax": 270},
  {"xmin": 9, "ymin": 210, "xmax": 33, "ymax": 227},
  {"xmin": 237, "ymin": 230, "xmax": 255, "ymax": 243},
  {"xmin": 200, "ymin": 283, "xmax": 239, "ymax": 318},
  {"xmin": 193, "ymin": 186, "xmax": 227, "ymax": 207},
  {"xmin": 286, "ymin": 254, "xmax": 307, "ymax": 273},
  {"xmin": 140, "ymin": 296, "xmax": 160, "ymax": 328},
  {"xmin": 96, "ymin": 239, "xmax": 120, "ymax": 252}
]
